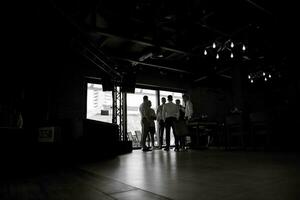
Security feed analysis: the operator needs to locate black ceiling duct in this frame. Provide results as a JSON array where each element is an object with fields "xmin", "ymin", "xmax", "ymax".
[
  {"xmin": 102, "ymin": 78, "xmax": 114, "ymax": 91},
  {"xmin": 121, "ymin": 72, "xmax": 136, "ymax": 93}
]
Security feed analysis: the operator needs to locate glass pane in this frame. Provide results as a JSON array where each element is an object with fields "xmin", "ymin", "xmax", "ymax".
[
  {"xmin": 160, "ymin": 90, "xmax": 183, "ymax": 103},
  {"xmin": 86, "ymin": 83, "xmax": 113, "ymax": 123}
]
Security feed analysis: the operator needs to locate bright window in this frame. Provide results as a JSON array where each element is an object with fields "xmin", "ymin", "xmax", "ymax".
[
  {"xmin": 160, "ymin": 90, "xmax": 183, "ymax": 105},
  {"xmin": 127, "ymin": 88, "xmax": 184, "ymax": 148},
  {"xmin": 86, "ymin": 83, "xmax": 113, "ymax": 123},
  {"xmin": 86, "ymin": 83, "xmax": 185, "ymax": 147}
]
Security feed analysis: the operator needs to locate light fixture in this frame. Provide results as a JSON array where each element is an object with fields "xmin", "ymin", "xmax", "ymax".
[
  {"xmin": 251, "ymin": 79, "xmax": 254, "ymax": 83},
  {"xmin": 212, "ymin": 42, "xmax": 216, "ymax": 48},
  {"xmin": 204, "ymin": 39, "xmax": 247, "ymax": 60},
  {"xmin": 249, "ymin": 70, "xmax": 274, "ymax": 84},
  {"xmin": 242, "ymin": 44, "xmax": 246, "ymax": 51}
]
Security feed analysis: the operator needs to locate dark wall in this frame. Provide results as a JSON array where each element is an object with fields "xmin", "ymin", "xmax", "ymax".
[
  {"xmin": 1, "ymin": 1, "xmax": 107, "ymax": 145},
  {"xmin": 190, "ymin": 87, "xmax": 232, "ymax": 123},
  {"xmin": 190, "ymin": 61, "xmax": 300, "ymax": 150},
  {"xmin": 136, "ymin": 67, "xmax": 190, "ymax": 90},
  {"xmin": 244, "ymin": 73, "xmax": 300, "ymax": 150}
]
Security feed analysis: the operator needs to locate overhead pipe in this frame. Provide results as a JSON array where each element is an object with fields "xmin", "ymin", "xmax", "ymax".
[{"xmin": 113, "ymin": 57, "xmax": 191, "ymax": 74}]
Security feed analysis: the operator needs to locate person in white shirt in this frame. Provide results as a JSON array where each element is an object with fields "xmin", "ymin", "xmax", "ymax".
[
  {"xmin": 156, "ymin": 97, "xmax": 166, "ymax": 149},
  {"xmin": 139, "ymin": 95, "xmax": 151, "ymax": 151},
  {"xmin": 183, "ymin": 94, "xmax": 193, "ymax": 120},
  {"xmin": 162, "ymin": 95, "xmax": 179, "ymax": 151}
]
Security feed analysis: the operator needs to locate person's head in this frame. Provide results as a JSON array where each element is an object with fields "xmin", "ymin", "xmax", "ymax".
[
  {"xmin": 143, "ymin": 95, "xmax": 148, "ymax": 102},
  {"xmin": 175, "ymin": 99, "xmax": 181, "ymax": 105},
  {"xmin": 182, "ymin": 94, "xmax": 189, "ymax": 102},
  {"xmin": 161, "ymin": 97, "xmax": 166, "ymax": 104},
  {"xmin": 167, "ymin": 95, "xmax": 173, "ymax": 102},
  {"xmin": 147, "ymin": 100, "xmax": 152, "ymax": 107}
]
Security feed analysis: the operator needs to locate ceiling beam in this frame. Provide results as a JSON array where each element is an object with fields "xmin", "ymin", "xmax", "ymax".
[
  {"xmin": 51, "ymin": 2, "xmax": 122, "ymax": 79},
  {"xmin": 195, "ymin": 23, "xmax": 230, "ymax": 37},
  {"xmin": 194, "ymin": 76, "xmax": 208, "ymax": 82},
  {"xmin": 112, "ymin": 57, "xmax": 191, "ymax": 74},
  {"xmin": 93, "ymin": 28, "xmax": 191, "ymax": 55},
  {"xmin": 243, "ymin": 0, "xmax": 272, "ymax": 15},
  {"xmin": 219, "ymin": 74, "xmax": 232, "ymax": 79},
  {"xmin": 194, "ymin": 67, "xmax": 232, "ymax": 82}
]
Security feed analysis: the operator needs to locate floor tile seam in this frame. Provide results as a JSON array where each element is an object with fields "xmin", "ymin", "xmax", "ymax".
[{"xmin": 75, "ymin": 167, "xmax": 173, "ymax": 199}]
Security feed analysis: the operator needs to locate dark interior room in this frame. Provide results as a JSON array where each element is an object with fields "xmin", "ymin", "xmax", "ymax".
[{"xmin": 1, "ymin": 0, "xmax": 300, "ymax": 199}]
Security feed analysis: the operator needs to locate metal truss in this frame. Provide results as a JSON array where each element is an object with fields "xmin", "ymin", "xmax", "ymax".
[{"xmin": 112, "ymin": 86, "xmax": 127, "ymax": 141}]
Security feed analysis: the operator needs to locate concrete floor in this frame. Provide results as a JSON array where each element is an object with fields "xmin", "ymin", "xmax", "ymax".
[
  {"xmin": 80, "ymin": 149, "xmax": 300, "ymax": 200},
  {"xmin": 1, "ymin": 149, "xmax": 300, "ymax": 200}
]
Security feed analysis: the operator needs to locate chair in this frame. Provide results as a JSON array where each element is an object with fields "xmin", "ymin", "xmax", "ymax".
[
  {"xmin": 134, "ymin": 130, "xmax": 142, "ymax": 147},
  {"xmin": 127, "ymin": 131, "xmax": 133, "ymax": 141},
  {"xmin": 128, "ymin": 131, "xmax": 139, "ymax": 147},
  {"xmin": 249, "ymin": 112, "xmax": 270, "ymax": 149},
  {"xmin": 225, "ymin": 114, "xmax": 245, "ymax": 150}
]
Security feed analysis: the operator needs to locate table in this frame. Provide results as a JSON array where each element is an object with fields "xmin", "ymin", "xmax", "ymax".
[{"xmin": 187, "ymin": 121, "xmax": 219, "ymax": 149}]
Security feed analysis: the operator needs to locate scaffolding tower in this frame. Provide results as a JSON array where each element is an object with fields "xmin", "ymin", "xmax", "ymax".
[{"xmin": 112, "ymin": 86, "xmax": 127, "ymax": 141}]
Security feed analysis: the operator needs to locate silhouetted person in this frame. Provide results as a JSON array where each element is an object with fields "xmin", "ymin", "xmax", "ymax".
[
  {"xmin": 157, "ymin": 97, "xmax": 166, "ymax": 149},
  {"xmin": 13, "ymin": 108, "xmax": 23, "ymax": 128},
  {"xmin": 175, "ymin": 99, "xmax": 187, "ymax": 151},
  {"xmin": 162, "ymin": 95, "xmax": 179, "ymax": 151},
  {"xmin": 183, "ymin": 94, "xmax": 194, "ymax": 147},
  {"xmin": 146, "ymin": 100, "xmax": 156, "ymax": 149},
  {"xmin": 139, "ymin": 95, "xmax": 151, "ymax": 151},
  {"xmin": 182, "ymin": 94, "xmax": 193, "ymax": 120}
]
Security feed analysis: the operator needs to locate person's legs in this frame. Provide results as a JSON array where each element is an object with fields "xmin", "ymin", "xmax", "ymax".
[
  {"xmin": 206, "ymin": 134, "xmax": 211, "ymax": 148},
  {"xmin": 149, "ymin": 127, "xmax": 155, "ymax": 148},
  {"xmin": 159, "ymin": 120, "xmax": 165, "ymax": 148},
  {"xmin": 174, "ymin": 135, "xmax": 180, "ymax": 151},
  {"xmin": 165, "ymin": 118, "xmax": 171, "ymax": 150},
  {"xmin": 170, "ymin": 118, "xmax": 179, "ymax": 150},
  {"xmin": 180, "ymin": 136, "xmax": 186, "ymax": 150},
  {"xmin": 146, "ymin": 133, "xmax": 151, "ymax": 147},
  {"xmin": 141, "ymin": 121, "xmax": 150, "ymax": 151}
]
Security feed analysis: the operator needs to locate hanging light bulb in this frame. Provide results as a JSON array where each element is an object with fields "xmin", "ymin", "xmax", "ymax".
[
  {"xmin": 251, "ymin": 79, "xmax": 254, "ymax": 83},
  {"xmin": 230, "ymin": 52, "xmax": 234, "ymax": 58},
  {"xmin": 212, "ymin": 42, "xmax": 216, "ymax": 48},
  {"xmin": 248, "ymin": 75, "xmax": 251, "ymax": 79},
  {"xmin": 264, "ymin": 77, "xmax": 267, "ymax": 81},
  {"xmin": 230, "ymin": 41, "xmax": 234, "ymax": 48},
  {"xmin": 242, "ymin": 44, "xmax": 246, "ymax": 51},
  {"xmin": 204, "ymin": 49, "xmax": 207, "ymax": 55},
  {"xmin": 263, "ymin": 72, "xmax": 266, "ymax": 76},
  {"xmin": 268, "ymin": 74, "xmax": 272, "ymax": 78},
  {"xmin": 216, "ymin": 53, "xmax": 219, "ymax": 59}
]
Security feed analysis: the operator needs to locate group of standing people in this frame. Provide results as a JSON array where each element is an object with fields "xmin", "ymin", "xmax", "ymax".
[{"xmin": 139, "ymin": 94, "xmax": 193, "ymax": 152}]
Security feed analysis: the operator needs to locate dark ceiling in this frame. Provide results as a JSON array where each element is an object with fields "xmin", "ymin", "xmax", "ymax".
[{"xmin": 39, "ymin": 0, "xmax": 294, "ymax": 85}]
